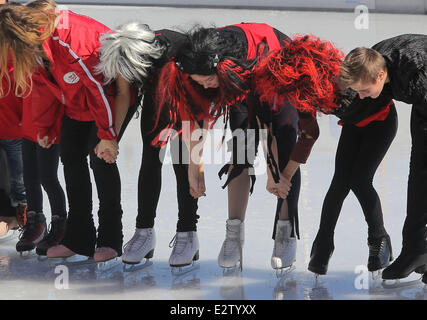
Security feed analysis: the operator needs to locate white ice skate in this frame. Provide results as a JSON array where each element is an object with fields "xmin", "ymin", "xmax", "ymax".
[
  {"xmin": 218, "ymin": 219, "xmax": 244, "ymax": 271},
  {"xmin": 122, "ymin": 228, "xmax": 155, "ymax": 272},
  {"xmin": 169, "ymin": 231, "xmax": 199, "ymax": 276},
  {"xmin": 271, "ymin": 220, "xmax": 296, "ymax": 278}
]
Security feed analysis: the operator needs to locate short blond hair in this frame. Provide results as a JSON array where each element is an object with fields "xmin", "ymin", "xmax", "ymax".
[{"xmin": 339, "ymin": 47, "xmax": 386, "ymax": 88}]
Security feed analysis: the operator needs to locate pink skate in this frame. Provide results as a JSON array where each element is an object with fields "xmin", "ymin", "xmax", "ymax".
[{"xmin": 47, "ymin": 244, "xmax": 76, "ymax": 258}]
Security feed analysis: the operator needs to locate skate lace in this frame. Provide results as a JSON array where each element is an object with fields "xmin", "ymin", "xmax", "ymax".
[
  {"xmin": 369, "ymin": 239, "xmax": 385, "ymax": 257},
  {"xmin": 169, "ymin": 234, "xmax": 190, "ymax": 254},
  {"xmin": 18, "ymin": 217, "xmax": 37, "ymax": 241},
  {"xmin": 124, "ymin": 231, "xmax": 149, "ymax": 252}
]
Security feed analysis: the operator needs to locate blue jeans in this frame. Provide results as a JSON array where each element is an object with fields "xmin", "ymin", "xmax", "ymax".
[{"xmin": 0, "ymin": 139, "xmax": 26, "ymax": 206}]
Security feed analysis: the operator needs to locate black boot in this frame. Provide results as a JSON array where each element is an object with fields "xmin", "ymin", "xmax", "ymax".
[
  {"xmin": 36, "ymin": 215, "xmax": 67, "ymax": 256},
  {"xmin": 367, "ymin": 235, "xmax": 393, "ymax": 272},
  {"xmin": 16, "ymin": 211, "xmax": 47, "ymax": 253},
  {"xmin": 422, "ymin": 272, "xmax": 427, "ymax": 285},
  {"xmin": 308, "ymin": 239, "xmax": 334, "ymax": 275},
  {"xmin": 382, "ymin": 249, "xmax": 427, "ymax": 280}
]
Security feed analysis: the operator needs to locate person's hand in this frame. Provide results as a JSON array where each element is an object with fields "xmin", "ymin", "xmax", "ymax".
[
  {"xmin": 37, "ymin": 133, "xmax": 56, "ymax": 149},
  {"xmin": 94, "ymin": 139, "xmax": 119, "ymax": 164},
  {"xmin": 266, "ymin": 172, "xmax": 292, "ymax": 199},
  {"xmin": 276, "ymin": 174, "xmax": 292, "ymax": 199},
  {"xmin": 266, "ymin": 174, "xmax": 280, "ymax": 198},
  {"xmin": 188, "ymin": 162, "xmax": 206, "ymax": 199}
]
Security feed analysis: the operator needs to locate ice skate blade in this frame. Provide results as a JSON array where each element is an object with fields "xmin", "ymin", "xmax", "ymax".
[
  {"xmin": 222, "ymin": 265, "xmax": 242, "ymax": 277},
  {"xmin": 370, "ymin": 270, "xmax": 383, "ymax": 281},
  {"xmin": 382, "ymin": 277, "xmax": 423, "ymax": 289},
  {"xmin": 97, "ymin": 257, "xmax": 120, "ymax": 272},
  {"xmin": 49, "ymin": 255, "xmax": 94, "ymax": 267},
  {"xmin": 275, "ymin": 265, "xmax": 295, "ymax": 279},
  {"xmin": 18, "ymin": 250, "xmax": 34, "ymax": 258},
  {"xmin": 123, "ymin": 259, "xmax": 153, "ymax": 273},
  {"xmin": 171, "ymin": 261, "xmax": 200, "ymax": 277},
  {"xmin": 37, "ymin": 255, "xmax": 49, "ymax": 262}
]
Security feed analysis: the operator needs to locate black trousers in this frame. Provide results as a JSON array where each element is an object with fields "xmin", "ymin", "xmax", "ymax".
[
  {"xmin": 403, "ymin": 105, "xmax": 427, "ymax": 254},
  {"xmin": 136, "ymin": 101, "xmax": 199, "ymax": 232},
  {"xmin": 314, "ymin": 104, "xmax": 398, "ymax": 246},
  {"xmin": 59, "ymin": 116, "xmax": 123, "ymax": 257},
  {"xmin": 228, "ymin": 100, "xmax": 301, "ymax": 240},
  {"xmin": 22, "ymin": 138, "xmax": 66, "ymax": 218}
]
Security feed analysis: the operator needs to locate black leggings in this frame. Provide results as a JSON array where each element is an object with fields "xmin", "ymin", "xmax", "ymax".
[
  {"xmin": 22, "ymin": 139, "xmax": 66, "ymax": 218},
  {"xmin": 404, "ymin": 105, "xmax": 427, "ymax": 253},
  {"xmin": 228, "ymin": 100, "xmax": 301, "ymax": 239},
  {"xmin": 59, "ymin": 116, "xmax": 123, "ymax": 257},
  {"xmin": 136, "ymin": 106, "xmax": 199, "ymax": 232},
  {"xmin": 314, "ymin": 104, "xmax": 398, "ymax": 245}
]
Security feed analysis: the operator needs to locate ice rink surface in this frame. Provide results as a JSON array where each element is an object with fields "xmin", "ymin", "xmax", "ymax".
[{"xmin": 0, "ymin": 5, "xmax": 427, "ymax": 300}]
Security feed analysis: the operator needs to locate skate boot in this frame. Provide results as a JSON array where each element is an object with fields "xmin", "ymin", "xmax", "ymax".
[
  {"xmin": 16, "ymin": 211, "xmax": 47, "ymax": 255},
  {"xmin": 169, "ymin": 231, "xmax": 199, "ymax": 275},
  {"xmin": 47, "ymin": 244, "xmax": 93, "ymax": 267},
  {"xmin": 218, "ymin": 219, "xmax": 244, "ymax": 271},
  {"xmin": 382, "ymin": 250, "xmax": 427, "ymax": 280},
  {"xmin": 308, "ymin": 238, "xmax": 334, "ymax": 278},
  {"xmin": 367, "ymin": 235, "xmax": 393, "ymax": 277},
  {"xmin": 36, "ymin": 215, "xmax": 67, "ymax": 257},
  {"xmin": 271, "ymin": 220, "xmax": 297, "ymax": 277},
  {"xmin": 122, "ymin": 228, "xmax": 155, "ymax": 268}
]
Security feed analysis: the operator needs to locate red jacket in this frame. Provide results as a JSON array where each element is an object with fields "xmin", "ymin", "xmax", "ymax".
[
  {"xmin": 31, "ymin": 10, "xmax": 116, "ymax": 141},
  {"xmin": 0, "ymin": 65, "xmax": 23, "ymax": 140}
]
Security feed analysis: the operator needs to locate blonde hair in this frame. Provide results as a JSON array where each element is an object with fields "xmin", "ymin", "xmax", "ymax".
[
  {"xmin": 96, "ymin": 22, "xmax": 165, "ymax": 84},
  {"xmin": 0, "ymin": 1, "xmax": 57, "ymax": 97},
  {"xmin": 339, "ymin": 47, "xmax": 386, "ymax": 88}
]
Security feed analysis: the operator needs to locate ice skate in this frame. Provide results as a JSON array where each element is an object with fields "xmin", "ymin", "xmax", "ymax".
[
  {"xmin": 218, "ymin": 219, "xmax": 244, "ymax": 272},
  {"xmin": 47, "ymin": 244, "xmax": 94, "ymax": 267},
  {"xmin": 36, "ymin": 216, "xmax": 66, "ymax": 257},
  {"xmin": 367, "ymin": 235, "xmax": 393, "ymax": 280},
  {"xmin": 94, "ymin": 247, "xmax": 120, "ymax": 272},
  {"xmin": 381, "ymin": 250, "xmax": 427, "ymax": 289},
  {"xmin": 308, "ymin": 238, "xmax": 334, "ymax": 280},
  {"xmin": 271, "ymin": 220, "xmax": 297, "ymax": 278},
  {"xmin": 169, "ymin": 231, "xmax": 199, "ymax": 276},
  {"xmin": 16, "ymin": 211, "xmax": 47, "ymax": 255},
  {"xmin": 122, "ymin": 228, "xmax": 155, "ymax": 272}
]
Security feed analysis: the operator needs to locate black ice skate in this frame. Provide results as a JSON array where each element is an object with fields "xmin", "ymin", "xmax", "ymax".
[
  {"xmin": 308, "ymin": 239, "xmax": 334, "ymax": 279},
  {"xmin": 36, "ymin": 215, "xmax": 66, "ymax": 257},
  {"xmin": 16, "ymin": 211, "xmax": 47, "ymax": 255},
  {"xmin": 367, "ymin": 235, "xmax": 393, "ymax": 279},
  {"xmin": 381, "ymin": 250, "xmax": 427, "ymax": 288}
]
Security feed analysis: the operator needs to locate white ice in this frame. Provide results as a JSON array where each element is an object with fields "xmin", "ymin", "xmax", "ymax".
[{"xmin": 0, "ymin": 5, "xmax": 426, "ymax": 300}]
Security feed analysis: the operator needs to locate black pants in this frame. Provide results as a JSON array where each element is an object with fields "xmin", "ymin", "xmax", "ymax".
[
  {"xmin": 136, "ymin": 102, "xmax": 199, "ymax": 232},
  {"xmin": 59, "ymin": 116, "xmax": 123, "ymax": 257},
  {"xmin": 228, "ymin": 100, "xmax": 301, "ymax": 240},
  {"xmin": 403, "ymin": 105, "xmax": 427, "ymax": 253},
  {"xmin": 314, "ymin": 104, "xmax": 398, "ymax": 246},
  {"xmin": 22, "ymin": 139, "xmax": 66, "ymax": 218}
]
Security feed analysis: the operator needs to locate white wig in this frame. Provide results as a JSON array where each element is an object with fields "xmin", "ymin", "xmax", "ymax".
[{"xmin": 96, "ymin": 22, "xmax": 165, "ymax": 84}]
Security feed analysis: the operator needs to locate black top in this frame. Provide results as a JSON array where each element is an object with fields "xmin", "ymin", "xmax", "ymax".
[
  {"xmin": 333, "ymin": 84, "xmax": 393, "ymax": 125},
  {"xmin": 373, "ymin": 34, "xmax": 427, "ymax": 108},
  {"xmin": 154, "ymin": 29, "xmax": 188, "ymax": 68}
]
